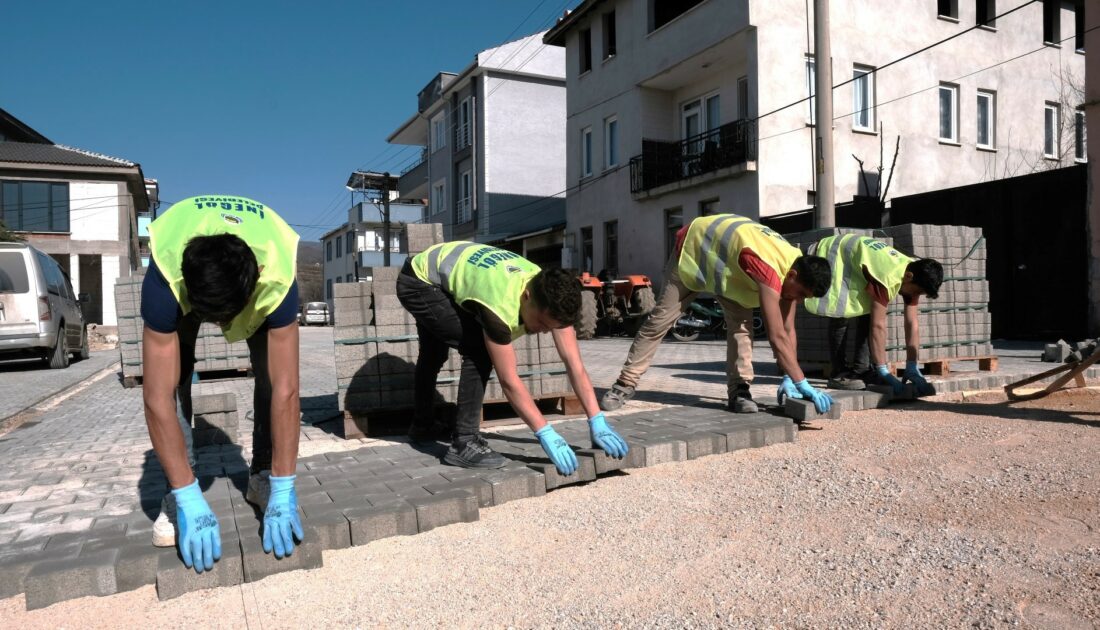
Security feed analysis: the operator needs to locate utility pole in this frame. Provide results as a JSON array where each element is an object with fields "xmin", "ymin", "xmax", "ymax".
[
  {"xmin": 813, "ymin": 0, "xmax": 835, "ymax": 228},
  {"xmin": 382, "ymin": 172, "xmax": 392, "ymax": 267}
]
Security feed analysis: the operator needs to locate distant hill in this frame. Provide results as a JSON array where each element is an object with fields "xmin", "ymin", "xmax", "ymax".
[{"xmin": 297, "ymin": 241, "xmax": 324, "ymax": 303}]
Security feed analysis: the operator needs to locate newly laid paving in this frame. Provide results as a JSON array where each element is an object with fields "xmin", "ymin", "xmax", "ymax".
[{"xmin": 0, "ymin": 406, "xmax": 794, "ymax": 608}]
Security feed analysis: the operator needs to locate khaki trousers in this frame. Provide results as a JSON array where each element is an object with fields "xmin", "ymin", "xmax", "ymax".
[{"xmin": 617, "ymin": 253, "xmax": 754, "ymax": 396}]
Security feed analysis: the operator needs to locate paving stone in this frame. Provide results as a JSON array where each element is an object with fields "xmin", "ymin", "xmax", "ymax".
[
  {"xmin": 24, "ymin": 548, "xmax": 119, "ymax": 610},
  {"xmin": 480, "ymin": 468, "xmax": 546, "ymax": 505},
  {"xmin": 155, "ymin": 531, "xmax": 243, "ymax": 601},
  {"xmin": 529, "ymin": 455, "xmax": 598, "ymax": 491},
  {"xmin": 575, "ymin": 447, "xmax": 629, "ymax": 474},
  {"xmin": 861, "ymin": 389, "xmax": 891, "ymax": 409},
  {"xmin": 409, "ymin": 490, "xmax": 479, "ymax": 532},
  {"xmin": 784, "ymin": 398, "xmax": 843, "ymax": 421},
  {"xmin": 343, "ymin": 501, "xmax": 417, "ymax": 545},
  {"xmin": 682, "ymin": 431, "xmax": 728, "ymax": 460},
  {"xmin": 0, "ymin": 544, "xmax": 81, "ymax": 600},
  {"xmin": 423, "ymin": 478, "xmax": 494, "ymax": 508},
  {"xmin": 81, "ymin": 535, "xmax": 169, "ymax": 594},
  {"xmin": 301, "ymin": 509, "xmax": 352, "ymax": 551},
  {"xmin": 830, "ymin": 390, "xmax": 866, "ymax": 412},
  {"xmin": 638, "ymin": 439, "xmax": 689, "ymax": 467},
  {"xmin": 238, "ymin": 523, "xmax": 323, "ymax": 583}
]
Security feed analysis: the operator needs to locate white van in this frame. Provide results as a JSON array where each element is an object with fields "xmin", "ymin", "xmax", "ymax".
[{"xmin": 0, "ymin": 242, "xmax": 89, "ymax": 368}]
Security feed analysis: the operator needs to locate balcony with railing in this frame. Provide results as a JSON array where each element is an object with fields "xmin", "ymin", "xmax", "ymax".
[
  {"xmin": 454, "ymin": 121, "xmax": 471, "ymax": 151},
  {"xmin": 455, "ymin": 198, "xmax": 472, "ymax": 225},
  {"xmin": 629, "ymin": 119, "xmax": 757, "ymax": 195},
  {"xmin": 397, "ymin": 148, "xmax": 430, "ymax": 199}
]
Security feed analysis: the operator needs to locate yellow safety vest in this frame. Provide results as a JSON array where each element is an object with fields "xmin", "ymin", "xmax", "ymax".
[
  {"xmin": 412, "ymin": 241, "xmax": 540, "ymax": 341},
  {"xmin": 149, "ymin": 195, "xmax": 300, "ymax": 343},
  {"xmin": 677, "ymin": 214, "xmax": 803, "ymax": 308},
  {"xmin": 804, "ymin": 234, "xmax": 913, "ymax": 318}
]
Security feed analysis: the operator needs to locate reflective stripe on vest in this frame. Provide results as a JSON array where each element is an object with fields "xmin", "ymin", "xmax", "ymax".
[
  {"xmin": 677, "ymin": 214, "xmax": 802, "ymax": 308},
  {"xmin": 411, "ymin": 241, "xmax": 541, "ymax": 341},
  {"xmin": 805, "ymin": 234, "xmax": 913, "ymax": 318},
  {"xmin": 148, "ymin": 195, "xmax": 300, "ymax": 343}
]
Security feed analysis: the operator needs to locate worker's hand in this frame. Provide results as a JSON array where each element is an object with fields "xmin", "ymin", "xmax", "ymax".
[
  {"xmin": 263, "ymin": 475, "xmax": 304, "ymax": 559},
  {"xmin": 876, "ymin": 364, "xmax": 906, "ymax": 396},
  {"xmin": 589, "ymin": 413, "xmax": 629, "ymax": 459},
  {"xmin": 903, "ymin": 361, "xmax": 935, "ymax": 396},
  {"xmin": 535, "ymin": 425, "xmax": 578, "ymax": 476},
  {"xmin": 794, "ymin": 379, "xmax": 833, "ymax": 414},
  {"xmin": 777, "ymin": 375, "xmax": 804, "ymax": 405},
  {"xmin": 172, "ymin": 480, "xmax": 221, "ymax": 574}
]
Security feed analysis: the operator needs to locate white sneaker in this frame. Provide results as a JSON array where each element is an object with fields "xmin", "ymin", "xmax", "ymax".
[
  {"xmin": 152, "ymin": 493, "xmax": 176, "ymax": 547},
  {"xmin": 246, "ymin": 470, "xmax": 271, "ymax": 512}
]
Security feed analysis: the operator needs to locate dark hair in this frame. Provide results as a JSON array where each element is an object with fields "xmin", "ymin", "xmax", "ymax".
[
  {"xmin": 791, "ymin": 254, "xmax": 831, "ymax": 298},
  {"xmin": 528, "ymin": 267, "xmax": 581, "ymax": 327},
  {"xmin": 181, "ymin": 234, "xmax": 259, "ymax": 323},
  {"xmin": 906, "ymin": 258, "xmax": 944, "ymax": 299}
]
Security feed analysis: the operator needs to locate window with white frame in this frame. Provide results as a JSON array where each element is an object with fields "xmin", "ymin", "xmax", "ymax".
[
  {"xmin": 852, "ymin": 65, "xmax": 875, "ymax": 131},
  {"xmin": 431, "ymin": 112, "xmax": 446, "ymax": 153},
  {"xmin": 456, "ymin": 98, "xmax": 471, "ymax": 149},
  {"xmin": 581, "ymin": 127, "xmax": 593, "ymax": 177},
  {"xmin": 335, "ymin": 235, "xmax": 342, "ymax": 258},
  {"xmin": 976, "ymin": 90, "xmax": 996, "ymax": 149},
  {"xmin": 457, "ymin": 170, "xmax": 472, "ymax": 224},
  {"xmin": 805, "ymin": 58, "xmax": 816, "ymax": 123},
  {"xmin": 683, "ymin": 93, "xmax": 720, "ymax": 141},
  {"xmin": 431, "ymin": 181, "xmax": 445, "ymax": 215},
  {"xmin": 604, "ymin": 116, "xmax": 619, "ymax": 168},
  {"xmin": 939, "ymin": 83, "xmax": 959, "ymax": 143},
  {"xmin": 1075, "ymin": 109, "xmax": 1087, "ymax": 161},
  {"xmin": 1044, "ymin": 102, "xmax": 1061, "ymax": 158},
  {"xmin": 347, "ymin": 231, "xmax": 355, "ymax": 254}
]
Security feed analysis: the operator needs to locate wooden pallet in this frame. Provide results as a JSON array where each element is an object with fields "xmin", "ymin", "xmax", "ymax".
[
  {"xmin": 119, "ymin": 367, "xmax": 253, "ymax": 388},
  {"xmin": 341, "ymin": 392, "xmax": 581, "ymax": 440}
]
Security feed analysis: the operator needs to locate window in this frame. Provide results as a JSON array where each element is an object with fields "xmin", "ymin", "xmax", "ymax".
[
  {"xmin": 579, "ymin": 28, "xmax": 592, "ymax": 73},
  {"xmin": 335, "ymin": 235, "xmax": 342, "ymax": 258},
  {"xmin": 325, "ymin": 279, "xmax": 333, "ymax": 300},
  {"xmin": 457, "ymin": 170, "xmax": 472, "ymax": 224},
  {"xmin": 1043, "ymin": 0, "xmax": 1060, "ymax": 44},
  {"xmin": 1075, "ymin": 0, "xmax": 1085, "ymax": 51},
  {"xmin": 604, "ymin": 220, "xmax": 618, "ymax": 277},
  {"xmin": 580, "ymin": 227, "xmax": 593, "ymax": 273},
  {"xmin": 976, "ymin": 0, "xmax": 995, "ymax": 26},
  {"xmin": 347, "ymin": 231, "xmax": 355, "ymax": 254},
  {"xmin": 581, "ymin": 127, "xmax": 593, "ymax": 177},
  {"xmin": 1075, "ymin": 109, "xmax": 1087, "ymax": 161},
  {"xmin": 456, "ymin": 99, "xmax": 471, "ymax": 150},
  {"xmin": 853, "ymin": 66, "xmax": 875, "ymax": 131},
  {"xmin": 1045, "ymin": 102, "xmax": 1061, "ymax": 158},
  {"xmin": 805, "ymin": 58, "xmax": 816, "ymax": 123},
  {"xmin": 346, "ymin": 274, "xmax": 353, "ymax": 283},
  {"xmin": 326, "ymin": 240, "xmax": 332, "ymax": 261},
  {"xmin": 602, "ymin": 11, "xmax": 617, "ymax": 59},
  {"xmin": 976, "ymin": 90, "xmax": 996, "ymax": 149},
  {"xmin": 651, "ymin": 0, "xmax": 705, "ymax": 32},
  {"xmin": 431, "ymin": 113, "xmax": 446, "ymax": 152},
  {"xmin": 0, "ymin": 181, "xmax": 70, "ymax": 233},
  {"xmin": 665, "ymin": 208, "xmax": 683, "ymax": 260},
  {"xmin": 604, "ymin": 116, "xmax": 619, "ymax": 168},
  {"xmin": 939, "ymin": 83, "xmax": 959, "ymax": 143},
  {"xmin": 683, "ymin": 93, "xmax": 721, "ymax": 140},
  {"xmin": 938, "ymin": 0, "xmax": 958, "ymax": 19},
  {"xmin": 737, "ymin": 77, "xmax": 749, "ymax": 121},
  {"xmin": 700, "ymin": 198, "xmax": 720, "ymax": 216},
  {"xmin": 431, "ymin": 182, "xmax": 445, "ymax": 215}
]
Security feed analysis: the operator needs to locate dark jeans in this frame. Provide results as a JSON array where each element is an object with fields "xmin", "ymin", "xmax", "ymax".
[
  {"xmin": 175, "ymin": 313, "xmax": 274, "ymax": 474},
  {"xmin": 828, "ymin": 315, "xmax": 871, "ymax": 376},
  {"xmin": 396, "ymin": 261, "xmax": 492, "ymax": 444}
]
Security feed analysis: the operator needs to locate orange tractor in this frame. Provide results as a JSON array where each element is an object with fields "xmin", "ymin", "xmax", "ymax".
[{"xmin": 575, "ymin": 272, "xmax": 656, "ymax": 339}]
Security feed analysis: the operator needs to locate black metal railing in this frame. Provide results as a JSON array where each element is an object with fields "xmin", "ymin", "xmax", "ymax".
[{"xmin": 629, "ymin": 119, "xmax": 757, "ymax": 193}]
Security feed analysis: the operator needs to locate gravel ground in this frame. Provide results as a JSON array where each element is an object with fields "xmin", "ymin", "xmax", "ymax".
[{"xmin": 3, "ymin": 389, "xmax": 1098, "ymax": 628}]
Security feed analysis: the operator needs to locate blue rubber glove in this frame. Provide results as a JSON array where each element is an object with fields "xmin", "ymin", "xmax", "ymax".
[
  {"xmin": 777, "ymin": 375, "xmax": 803, "ymax": 405},
  {"xmin": 172, "ymin": 479, "xmax": 221, "ymax": 574},
  {"xmin": 794, "ymin": 379, "xmax": 833, "ymax": 413},
  {"xmin": 535, "ymin": 425, "xmax": 578, "ymax": 476},
  {"xmin": 263, "ymin": 475, "xmax": 304, "ymax": 559},
  {"xmin": 876, "ymin": 364, "xmax": 906, "ymax": 396},
  {"xmin": 903, "ymin": 361, "xmax": 935, "ymax": 396},
  {"xmin": 589, "ymin": 413, "xmax": 629, "ymax": 459}
]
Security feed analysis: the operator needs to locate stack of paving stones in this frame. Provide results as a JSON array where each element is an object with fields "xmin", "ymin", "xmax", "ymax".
[
  {"xmin": 785, "ymin": 224, "xmax": 993, "ymax": 371},
  {"xmin": 113, "ymin": 272, "xmax": 251, "ymax": 386},
  {"xmin": 0, "ymin": 408, "xmax": 795, "ymax": 610},
  {"xmin": 191, "ymin": 393, "xmax": 239, "ymax": 447}
]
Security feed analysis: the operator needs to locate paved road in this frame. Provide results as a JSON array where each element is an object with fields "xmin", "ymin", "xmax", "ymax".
[{"xmin": 0, "ymin": 349, "xmax": 118, "ymax": 423}]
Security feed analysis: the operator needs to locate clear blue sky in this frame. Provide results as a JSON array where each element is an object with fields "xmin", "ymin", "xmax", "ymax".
[{"xmin": 0, "ymin": 0, "xmax": 576, "ymax": 241}]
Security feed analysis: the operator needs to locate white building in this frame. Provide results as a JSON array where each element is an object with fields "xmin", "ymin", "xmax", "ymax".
[
  {"xmin": 545, "ymin": 0, "xmax": 1087, "ymax": 281},
  {"xmin": 0, "ymin": 107, "xmax": 151, "ymax": 328},
  {"xmin": 387, "ymin": 31, "xmax": 568, "ymax": 267}
]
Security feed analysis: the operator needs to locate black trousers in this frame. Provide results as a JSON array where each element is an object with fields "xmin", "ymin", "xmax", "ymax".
[
  {"xmin": 396, "ymin": 261, "xmax": 492, "ymax": 443},
  {"xmin": 828, "ymin": 315, "xmax": 871, "ymax": 376},
  {"xmin": 176, "ymin": 312, "xmax": 274, "ymax": 473}
]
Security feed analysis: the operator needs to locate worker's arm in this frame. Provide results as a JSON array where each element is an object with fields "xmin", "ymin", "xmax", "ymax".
[
  {"xmin": 266, "ymin": 323, "xmax": 301, "ymax": 477},
  {"xmin": 483, "ymin": 332, "xmax": 547, "ymax": 431},
  {"xmin": 142, "ymin": 326, "xmax": 192, "ymax": 489},
  {"xmin": 868, "ymin": 301, "xmax": 889, "ymax": 367},
  {"xmin": 759, "ymin": 285, "xmax": 804, "ymax": 382},
  {"xmin": 902, "ymin": 301, "xmax": 920, "ymax": 363},
  {"xmin": 551, "ymin": 326, "xmax": 599, "ymax": 419}
]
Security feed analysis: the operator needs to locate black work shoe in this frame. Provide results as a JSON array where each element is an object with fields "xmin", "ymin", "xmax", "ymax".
[
  {"xmin": 727, "ymin": 385, "xmax": 759, "ymax": 413},
  {"xmin": 408, "ymin": 421, "xmax": 452, "ymax": 445},
  {"xmin": 444, "ymin": 436, "xmax": 507, "ymax": 469},
  {"xmin": 827, "ymin": 371, "xmax": 867, "ymax": 391}
]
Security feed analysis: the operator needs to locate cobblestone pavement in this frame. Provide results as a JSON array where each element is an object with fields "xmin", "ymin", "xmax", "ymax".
[
  {"xmin": 0, "ymin": 327, "xmax": 1088, "ymax": 608},
  {"xmin": 0, "ymin": 350, "xmax": 118, "ymax": 423}
]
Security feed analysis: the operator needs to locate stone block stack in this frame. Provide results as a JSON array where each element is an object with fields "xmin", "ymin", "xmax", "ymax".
[{"xmin": 191, "ymin": 393, "xmax": 239, "ymax": 447}]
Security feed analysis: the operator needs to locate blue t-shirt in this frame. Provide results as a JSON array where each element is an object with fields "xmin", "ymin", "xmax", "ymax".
[{"xmin": 140, "ymin": 261, "xmax": 298, "ymax": 335}]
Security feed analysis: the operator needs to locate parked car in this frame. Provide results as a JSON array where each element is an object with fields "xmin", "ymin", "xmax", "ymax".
[
  {"xmin": 301, "ymin": 301, "xmax": 330, "ymax": 326},
  {"xmin": 0, "ymin": 242, "xmax": 89, "ymax": 368}
]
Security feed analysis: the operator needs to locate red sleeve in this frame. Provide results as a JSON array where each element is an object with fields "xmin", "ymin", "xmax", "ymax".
[
  {"xmin": 738, "ymin": 248, "xmax": 782, "ymax": 293},
  {"xmin": 674, "ymin": 224, "xmax": 690, "ymax": 255},
  {"xmin": 862, "ymin": 268, "xmax": 890, "ymax": 306}
]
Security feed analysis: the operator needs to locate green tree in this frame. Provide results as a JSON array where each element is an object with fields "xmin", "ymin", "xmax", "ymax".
[{"xmin": 0, "ymin": 218, "xmax": 24, "ymax": 242}]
